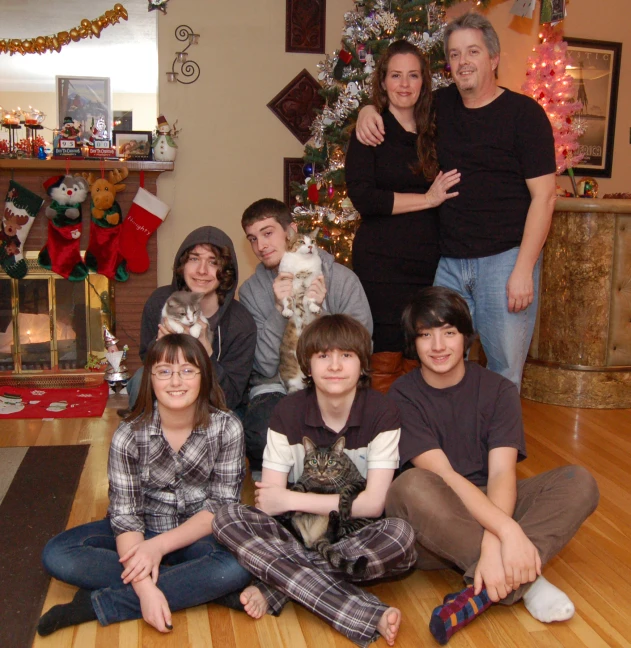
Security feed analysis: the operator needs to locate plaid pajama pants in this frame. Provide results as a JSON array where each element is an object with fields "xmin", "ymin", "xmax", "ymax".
[{"xmin": 213, "ymin": 503, "xmax": 416, "ymax": 647}]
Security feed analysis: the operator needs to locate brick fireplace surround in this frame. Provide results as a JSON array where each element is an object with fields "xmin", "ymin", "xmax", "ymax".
[{"xmin": 0, "ymin": 159, "xmax": 173, "ymax": 379}]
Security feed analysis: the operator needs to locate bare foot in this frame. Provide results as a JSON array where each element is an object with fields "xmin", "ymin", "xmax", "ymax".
[
  {"xmin": 240, "ymin": 585, "xmax": 269, "ymax": 619},
  {"xmin": 377, "ymin": 607, "xmax": 401, "ymax": 646}
]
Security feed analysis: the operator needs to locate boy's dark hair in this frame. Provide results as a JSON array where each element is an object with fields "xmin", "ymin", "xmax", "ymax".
[
  {"xmin": 241, "ymin": 198, "xmax": 293, "ymax": 231},
  {"xmin": 296, "ymin": 314, "xmax": 372, "ymax": 389},
  {"xmin": 402, "ymin": 287, "xmax": 476, "ymax": 359},
  {"xmin": 175, "ymin": 243, "xmax": 236, "ymax": 306},
  {"xmin": 129, "ymin": 334, "xmax": 227, "ymax": 427}
]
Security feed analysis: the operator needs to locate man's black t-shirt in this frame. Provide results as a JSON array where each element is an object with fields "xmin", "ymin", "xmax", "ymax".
[{"xmin": 435, "ymin": 84, "xmax": 556, "ymax": 259}]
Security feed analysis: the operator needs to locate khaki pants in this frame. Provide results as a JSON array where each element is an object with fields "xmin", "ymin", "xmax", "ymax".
[{"xmin": 385, "ymin": 465, "xmax": 599, "ymax": 604}]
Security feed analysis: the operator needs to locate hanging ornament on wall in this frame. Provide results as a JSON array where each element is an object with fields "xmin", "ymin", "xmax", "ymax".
[
  {"xmin": 0, "ymin": 4, "xmax": 128, "ymax": 56},
  {"xmin": 148, "ymin": 0, "xmax": 170, "ymax": 13}
]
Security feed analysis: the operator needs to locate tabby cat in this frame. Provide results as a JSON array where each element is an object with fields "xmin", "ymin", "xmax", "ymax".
[
  {"xmin": 280, "ymin": 436, "xmax": 373, "ymax": 577},
  {"xmin": 161, "ymin": 291, "xmax": 213, "ymax": 347},
  {"xmin": 278, "ymin": 231, "xmax": 322, "ymax": 393}
]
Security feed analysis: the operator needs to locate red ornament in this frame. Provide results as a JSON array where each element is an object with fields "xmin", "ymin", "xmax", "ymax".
[
  {"xmin": 550, "ymin": 69, "xmax": 555, "ymax": 76},
  {"xmin": 307, "ymin": 182, "xmax": 320, "ymax": 204},
  {"xmin": 539, "ymin": 92, "xmax": 545, "ymax": 99}
]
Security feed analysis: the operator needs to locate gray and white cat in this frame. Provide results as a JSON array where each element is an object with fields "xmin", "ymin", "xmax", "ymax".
[
  {"xmin": 161, "ymin": 291, "xmax": 213, "ymax": 346},
  {"xmin": 278, "ymin": 231, "xmax": 322, "ymax": 393},
  {"xmin": 279, "ymin": 436, "xmax": 372, "ymax": 577}
]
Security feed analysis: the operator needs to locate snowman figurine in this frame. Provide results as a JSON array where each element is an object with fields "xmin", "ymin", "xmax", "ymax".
[{"xmin": 152, "ymin": 115, "xmax": 179, "ymax": 162}]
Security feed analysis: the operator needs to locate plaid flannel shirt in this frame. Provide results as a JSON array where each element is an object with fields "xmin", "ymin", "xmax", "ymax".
[{"xmin": 107, "ymin": 407, "xmax": 245, "ymax": 536}]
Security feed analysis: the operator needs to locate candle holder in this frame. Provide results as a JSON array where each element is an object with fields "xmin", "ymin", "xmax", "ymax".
[{"xmin": 167, "ymin": 25, "xmax": 200, "ymax": 85}]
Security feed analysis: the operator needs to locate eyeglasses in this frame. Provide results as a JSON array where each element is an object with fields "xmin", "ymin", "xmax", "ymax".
[{"xmin": 152, "ymin": 368, "xmax": 201, "ymax": 381}]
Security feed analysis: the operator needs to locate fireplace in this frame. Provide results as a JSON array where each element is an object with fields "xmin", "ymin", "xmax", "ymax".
[{"xmin": 0, "ymin": 253, "xmax": 112, "ymax": 387}]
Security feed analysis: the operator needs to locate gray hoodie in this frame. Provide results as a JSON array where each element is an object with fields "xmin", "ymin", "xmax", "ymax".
[
  {"xmin": 139, "ymin": 227, "xmax": 257, "ymax": 409},
  {"xmin": 239, "ymin": 248, "xmax": 373, "ymax": 399}
]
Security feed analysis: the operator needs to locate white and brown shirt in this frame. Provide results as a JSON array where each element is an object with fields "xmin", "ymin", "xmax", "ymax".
[{"xmin": 263, "ymin": 387, "xmax": 400, "ymax": 484}]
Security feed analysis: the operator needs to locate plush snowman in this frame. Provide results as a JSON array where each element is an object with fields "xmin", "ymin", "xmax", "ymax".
[{"xmin": 152, "ymin": 115, "xmax": 178, "ymax": 162}]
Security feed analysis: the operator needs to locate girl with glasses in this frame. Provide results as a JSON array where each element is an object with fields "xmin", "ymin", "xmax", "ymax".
[{"xmin": 38, "ymin": 334, "xmax": 250, "ymax": 636}]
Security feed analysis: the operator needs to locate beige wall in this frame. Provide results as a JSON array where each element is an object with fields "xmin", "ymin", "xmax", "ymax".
[
  {"xmin": 0, "ymin": 91, "xmax": 157, "ymax": 134},
  {"xmin": 153, "ymin": 0, "xmax": 627, "ymax": 284}
]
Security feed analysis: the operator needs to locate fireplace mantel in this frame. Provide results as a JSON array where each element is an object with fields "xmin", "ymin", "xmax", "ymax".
[{"xmin": 0, "ymin": 159, "xmax": 173, "ymax": 375}]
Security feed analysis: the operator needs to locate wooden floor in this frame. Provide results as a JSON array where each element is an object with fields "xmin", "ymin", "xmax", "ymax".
[{"xmin": 1, "ymin": 399, "xmax": 630, "ymax": 648}]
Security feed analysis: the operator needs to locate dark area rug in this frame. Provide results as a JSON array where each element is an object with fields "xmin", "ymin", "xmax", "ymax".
[{"xmin": 0, "ymin": 445, "xmax": 90, "ymax": 648}]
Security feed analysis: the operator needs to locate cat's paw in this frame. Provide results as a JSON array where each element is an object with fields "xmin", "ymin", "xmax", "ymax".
[
  {"xmin": 281, "ymin": 308, "xmax": 294, "ymax": 318},
  {"xmin": 352, "ymin": 555, "xmax": 369, "ymax": 578},
  {"xmin": 308, "ymin": 301, "xmax": 321, "ymax": 314},
  {"xmin": 189, "ymin": 323, "xmax": 202, "ymax": 338},
  {"xmin": 169, "ymin": 321, "xmax": 184, "ymax": 334}
]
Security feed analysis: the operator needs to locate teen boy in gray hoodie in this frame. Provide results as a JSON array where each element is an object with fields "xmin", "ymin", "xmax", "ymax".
[
  {"xmin": 238, "ymin": 199, "xmax": 372, "ymax": 474},
  {"xmin": 126, "ymin": 226, "xmax": 256, "ymax": 412}
]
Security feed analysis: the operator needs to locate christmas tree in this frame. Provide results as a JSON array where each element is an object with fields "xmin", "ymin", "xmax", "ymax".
[
  {"xmin": 521, "ymin": 25, "xmax": 585, "ymax": 177},
  {"xmin": 292, "ymin": 0, "xmax": 491, "ymax": 267}
]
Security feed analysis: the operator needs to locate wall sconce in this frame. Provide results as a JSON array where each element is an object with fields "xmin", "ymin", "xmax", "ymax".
[{"xmin": 167, "ymin": 25, "xmax": 200, "ymax": 84}]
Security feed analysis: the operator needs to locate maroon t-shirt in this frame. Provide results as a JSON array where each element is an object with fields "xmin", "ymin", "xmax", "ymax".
[{"xmin": 388, "ymin": 362, "xmax": 526, "ymax": 487}]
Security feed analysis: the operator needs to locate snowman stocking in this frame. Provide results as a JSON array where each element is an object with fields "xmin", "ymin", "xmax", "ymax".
[
  {"xmin": 119, "ymin": 187, "xmax": 169, "ymax": 273},
  {"xmin": 1, "ymin": 181, "xmax": 44, "ymax": 278}
]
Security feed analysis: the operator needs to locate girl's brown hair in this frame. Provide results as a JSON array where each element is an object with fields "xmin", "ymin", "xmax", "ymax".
[
  {"xmin": 129, "ymin": 334, "xmax": 227, "ymax": 428},
  {"xmin": 372, "ymin": 40, "xmax": 438, "ymax": 181},
  {"xmin": 296, "ymin": 314, "xmax": 372, "ymax": 389}
]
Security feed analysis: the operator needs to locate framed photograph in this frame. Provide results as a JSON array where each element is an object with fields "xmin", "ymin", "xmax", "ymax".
[
  {"xmin": 540, "ymin": 0, "xmax": 565, "ymax": 24},
  {"xmin": 564, "ymin": 38, "xmax": 622, "ymax": 178},
  {"xmin": 57, "ymin": 76, "xmax": 111, "ymax": 137},
  {"xmin": 112, "ymin": 130, "xmax": 153, "ymax": 161}
]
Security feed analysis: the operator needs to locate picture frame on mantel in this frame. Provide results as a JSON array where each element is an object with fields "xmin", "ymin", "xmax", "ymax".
[
  {"xmin": 564, "ymin": 37, "xmax": 622, "ymax": 178},
  {"xmin": 113, "ymin": 130, "xmax": 153, "ymax": 161},
  {"xmin": 57, "ymin": 76, "xmax": 111, "ymax": 137}
]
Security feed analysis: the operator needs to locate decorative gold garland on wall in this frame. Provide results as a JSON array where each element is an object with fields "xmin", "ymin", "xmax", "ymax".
[{"xmin": 0, "ymin": 3, "xmax": 128, "ymax": 56}]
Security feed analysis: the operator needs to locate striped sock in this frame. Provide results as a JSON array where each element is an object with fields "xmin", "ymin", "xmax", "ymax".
[{"xmin": 429, "ymin": 585, "xmax": 492, "ymax": 645}]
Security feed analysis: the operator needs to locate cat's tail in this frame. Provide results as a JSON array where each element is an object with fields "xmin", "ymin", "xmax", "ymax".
[{"xmin": 313, "ymin": 538, "xmax": 369, "ymax": 578}]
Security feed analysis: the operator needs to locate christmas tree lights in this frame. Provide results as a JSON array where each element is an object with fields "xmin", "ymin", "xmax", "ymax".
[{"xmin": 521, "ymin": 25, "xmax": 585, "ymax": 176}]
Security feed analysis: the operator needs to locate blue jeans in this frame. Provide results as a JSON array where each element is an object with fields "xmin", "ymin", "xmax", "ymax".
[
  {"xmin": 41, "ymin": 518, "xmax": 251, "ymax": 626},
  {"xmin": 126, "ymin": 368, "xmax": 143, "ymax": 409},
  {"xmin": 434, "ymin": 247, "xmax": 541, "ymax": 390}
]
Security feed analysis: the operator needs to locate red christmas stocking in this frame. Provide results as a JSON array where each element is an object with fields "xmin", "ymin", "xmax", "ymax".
[
  {"xmin": 119, "ymin": 187, "xmax": 169, "ymax": 273},
  {"xmin": 84, "ymin": 204, "xmax": 129, "ymax": 282},
  {"xmin": 38, "ymin": 213, "xmax": 88, "ymax": 281}
]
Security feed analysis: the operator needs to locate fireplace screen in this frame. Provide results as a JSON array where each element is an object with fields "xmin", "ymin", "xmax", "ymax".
[{"xmin": 0, "ymin": 255, "xmax": 112, "ymax": 376}]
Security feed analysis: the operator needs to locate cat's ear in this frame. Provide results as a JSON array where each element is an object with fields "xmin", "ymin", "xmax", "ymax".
[
  {"xmin": 331, "ymin": 436, "xmax": 346, "ymax": 455},
  {"xmin": 286, "ymin": 227, "xmax": 298, "ymax": 247},
  {"xmin": 310, "ymin": 227, "xmax": 320, "ymax": 241},
  {"xmin": 302, "ymin": 436, "xmax": 317, "ymax": 453}
]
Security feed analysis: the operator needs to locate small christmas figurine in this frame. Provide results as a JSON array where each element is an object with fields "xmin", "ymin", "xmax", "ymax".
[
  {"xmin": 87, "ymin": 117, "xmax": 108, "ymax": 146},
  {"xmin": 103, "ymin": 325, "xmax": 130, "ymax": 394},
  {"xmin": 152, "ymin": 115, "xmax": 179, "ymax": 162},
  {"xmin": 59, "ymin": 116, "xmax": 82, "ymax": 142}
]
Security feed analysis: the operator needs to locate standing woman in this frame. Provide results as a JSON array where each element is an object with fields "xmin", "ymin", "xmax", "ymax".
[
  {"xmin": 345, "ymin": 40, "xmax": 460, "ymax": 389},
  {"xmin": 38, "ymin": 334, "xmax": 251, "ymax": 636}
]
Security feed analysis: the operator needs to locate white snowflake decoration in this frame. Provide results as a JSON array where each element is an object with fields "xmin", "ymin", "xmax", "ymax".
[{"xmin": 377, "ymin": 11, "xmax": 398, "ymax": 33}]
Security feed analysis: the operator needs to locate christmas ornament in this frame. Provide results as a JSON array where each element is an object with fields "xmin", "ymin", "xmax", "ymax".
[
  {"xmin": 0, "ymin": 4, "xmax": 128, "ymax": 56},
  {"xmin": 38, "ymin": 175, "xmax": 90, "ymax": 281},
  {"xmin": 307, "ymin": 182, "xmax": 320, "ymax": 204},
  {"xmin": 83, "ymin": 168, "xmax": 129, "ymax": 281},
  {"xmin": 152, "ymin": 115, "xmax": 180, "ymax": 162},
  {"xmin": 333, "ymin": 49, "xmax": 353, "ymax": 81},
  {"xmin": 119, "ymin": 187, "xmax": 170, "ymax": 274},
  {"xmin": 1, "ymin": 180, "xmax": 44, "ymax": 278},
  {"xmin": 577, "ymin": 177, "xmax": 598, "ymax": 198},
  {"xmin": 148, "ymin": 0, "xmax": 170, "ymax": 13}
]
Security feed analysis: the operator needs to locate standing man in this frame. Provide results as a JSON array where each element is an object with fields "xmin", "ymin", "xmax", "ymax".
[
  {"xmin": 238, "ymin": 198, "xmax": 372, "ymax": 477},
  {"xmin": 356, "ymin": 13, "xmax": 557, "ymax": 389},
  {"xmin": 386, "ymin": 287, "xmax": 598, "ymax": 644}
]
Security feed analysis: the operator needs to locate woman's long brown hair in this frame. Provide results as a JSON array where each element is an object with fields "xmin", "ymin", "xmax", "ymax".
[{"xmin": 372, "ymin": 40, "xmax": 439, "ymax": 181}]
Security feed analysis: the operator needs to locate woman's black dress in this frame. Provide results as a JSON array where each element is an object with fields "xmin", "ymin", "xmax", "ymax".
[{"xmin": 346, "ymin": 109, "xmax": 440, "ymax": 352}]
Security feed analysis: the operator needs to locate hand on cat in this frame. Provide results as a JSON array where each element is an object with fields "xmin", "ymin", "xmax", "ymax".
[
  {"xmin": 273, "ymin": 272, "xmax": 295, "ymax": 313},
  {"xmin": 119, "ymin": 536, "xmax": 165, "ymax": 584},
  {"xmin": 158, "ymin": 320, "xmax": 213, "ymax": 356},
  {"xmin": 306, "ymin": 274, "xmax": 326, "ymax": 307},
  {"xmin": 425, "ymin": 170, "xmax": 461, "ymax": 208},
  {"xmin": 254, "ymin": 481, "xmax": 294, "ymax": 516}
]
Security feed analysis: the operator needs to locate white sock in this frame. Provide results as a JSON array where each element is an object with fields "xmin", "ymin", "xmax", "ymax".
[{"xmin": 523, "ymin": 575, "xmax": 575, "ymax": 623}]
